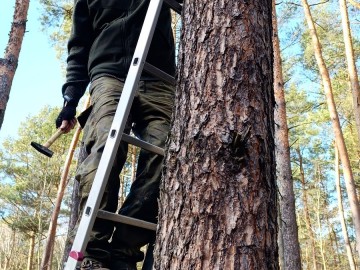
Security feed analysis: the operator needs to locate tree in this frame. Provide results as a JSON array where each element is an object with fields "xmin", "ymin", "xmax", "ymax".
[
  {"xmin": 272, "ymin": 1, "xmax": 301, "ymax": 269},
  {"xmin": 334, "ymin": 144, "xmax": 356, "ymax": 270},
  {"xmin": 0, "ymin": 0, "xmax": 30, "ymax": 129},
  {"xmin": 301, "ymin": 0, "xmax": 360, "ymax": 257},
  {"xmin": 154, "ymin": 1, "xmax": 277, "ymax": 269},
  {"xmin": 338, "ymin": 0, "xmax": 360, "ymax": 144}
]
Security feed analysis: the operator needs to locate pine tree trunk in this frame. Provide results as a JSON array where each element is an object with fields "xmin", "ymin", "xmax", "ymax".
[
  {"xmin": 27, "ymin": 231, "xmax": 35, "ymax": 270},
  {"xmin": 301, "ymin": 0, "xmax": 360, "ymax": 257},
  {"xmin": 334, "ymin": 144, "xmax": 356, "ymax": 270},
  {"xmin": 338, "ymin": 0, "xmax": 360, "ymax": 144},
  {"xmin": 272, "ymin": 1, "xmax": 301, "ymax": 269},
  {"xmin": 297, "ymin": 148, "xmax": 318, "ymax": 270},
  {"xmin": 0, "ymin": 0, "xmax": 30, "ymax": 129},
  {"xmin": 315, "ymin": 187, "xmax": 327, "ymax": 270},
  {"xmin": 155, "ymin": 1, "xmax": 277, "ymax": 269}
]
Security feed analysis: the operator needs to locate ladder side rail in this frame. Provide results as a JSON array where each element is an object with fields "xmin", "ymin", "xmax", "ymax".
[{"xmin": 64, "ymin": 0, "xmax": 165, "ymax": 268}]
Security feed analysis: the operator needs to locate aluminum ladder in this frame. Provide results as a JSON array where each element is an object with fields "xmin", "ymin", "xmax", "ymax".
[{"xmin": 64, "ymin": 0, "xmax": 182, "ymax": 268}]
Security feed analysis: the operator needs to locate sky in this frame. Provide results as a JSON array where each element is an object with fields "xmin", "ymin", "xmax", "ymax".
[{"xmin": 0, "ymin": 0, "xmax": 64, "ymax": 144}]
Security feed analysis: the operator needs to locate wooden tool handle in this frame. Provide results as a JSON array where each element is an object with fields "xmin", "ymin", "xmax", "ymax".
[{"xmin": 43, "ymin": 129, "xmax": 65, "ymax": 148}]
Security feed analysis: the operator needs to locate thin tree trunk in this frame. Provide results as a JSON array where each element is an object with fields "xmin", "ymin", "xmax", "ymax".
[
  {"xmin": 0, "ymin": 0, "xmax": 30, "ymax": 129},
  {"xmin": 338, "ymin": 0, "xmax": 360, "ymax": 144},
  {"xmin": 272, "ymin": 1, "xmax": 302, "ymax": 269},
  {"xmin": 315, "ymin": 187, "xmax": 327, "ymax": 270},
  {"xmin": 3, "ymin": 229, "xmax": 16, "ymax": 270},
  {"xmin": 155, "ymin": 1, "xmax": 277, "ymax": 269},
  {"xmin": 334, "ymin": 144, "xmax": 356, "ymax": 270},
  {"xmin": 40, "ymin": 97, "xmax": 90, "ymax": 269},
  {"xmin": 27, "ymin": 231, "xmax": 35, "ymax": 270},
  {"xmin": 301, "ymin": 0, "xmax": 360, "ymax": 257},
  {"xmin": 328, "ymin": 222, "xmax": 341, "ymax": 269},
  {"xmin": 297, "ymin": 148, "xmax": 318, "ymax": 270}
]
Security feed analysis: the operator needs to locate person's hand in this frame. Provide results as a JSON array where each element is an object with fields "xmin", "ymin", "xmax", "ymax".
[
  {"xmin": 55, "ymin": 105, "xmax": 77, "ymax": 133},
  {"xmin": 59, "ymin": 118, "xmax": 77, "ymax": 133}
]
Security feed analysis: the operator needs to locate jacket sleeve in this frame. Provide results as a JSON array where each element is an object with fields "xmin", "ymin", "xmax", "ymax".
[{"xmin": 62, "ymin": 0, "xmax": 94, "ymax": 103}]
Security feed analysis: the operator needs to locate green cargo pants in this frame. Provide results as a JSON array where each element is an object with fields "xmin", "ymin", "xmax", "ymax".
[{"xmin": 74, "ymin": 76, "xmax": 174, "ymax": 263}]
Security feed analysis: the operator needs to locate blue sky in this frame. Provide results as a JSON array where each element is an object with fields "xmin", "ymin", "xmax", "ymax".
[{"xmin": 0, "ymin": 0, "xmax": 64, "ymax": 144}]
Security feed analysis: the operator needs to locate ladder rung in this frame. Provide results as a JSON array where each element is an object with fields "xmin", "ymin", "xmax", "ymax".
[
  {"xmin": 164, "ymin": 0, "xmax": 182, "ymax": 14},
  {"xmin": 97, "ymin": 210, "xmax": 157, "ymax": 231},
  {"xmin": 122, "ymin": 133, "xmax": 165, "ymax": 156},
  {"xmin": 144, "ymin": 62, "xmax": 176, "ymax": 86}
]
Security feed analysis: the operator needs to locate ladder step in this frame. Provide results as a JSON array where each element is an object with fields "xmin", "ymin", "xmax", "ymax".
[
  {"xmin": 164, "ymin": 0, "xmax": 182, "ymax": 14},
  {"xmin": 144, "ymin": 62, "xmax": 176, "ymax": 86},
  {"xmin": 122, "ymin": 133, "xmax": 165, "ymax": 156},
  {"xmin": 97, "ymin": 210, "xmax": 157, "ymax": 231}
]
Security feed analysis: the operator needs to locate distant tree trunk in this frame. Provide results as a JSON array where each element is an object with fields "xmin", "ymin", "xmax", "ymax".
[
  {"xmin": 155, "ymin": 1, "xmax": 277, "ymax": 269},
  {"xmin": 327, "ymin": 221, "xmax": 341, "ymax": 268},
  {"xmin": 0, "ymin": 0, "xmax": 30, "ymax": 129},
  {"xmin": 3, "ymin": 229, "xmax": 16, "ymax": 270},
  {"xmin": 301, "ymin": 0, "xmax": 360, "ymax": 257},
  {"xmin": 339, "ymin": 0, "xmax": 360, "ymax": 144},
  {"xmin": 27, "ymin": 231, "xmax": 35, "ymax": 270},
  {"xmin": 334, "ymin": 144, "xmax": 356, "ymax": 270},
  {"xmin": 296, "ymin": 148, "xmax": 318, "ymax": 270},
  {"xmin": 272, "ymin": 1, "xmax": 302, "ymax": 269},
  {"xmin": 315, "ymin": 187, "xmax": 327, "ymax": 270}
]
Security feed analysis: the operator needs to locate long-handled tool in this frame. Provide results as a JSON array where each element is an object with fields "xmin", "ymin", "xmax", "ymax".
[{"xmin": 31, "ymin": 129, "xmax": 64, "ymax": 157}]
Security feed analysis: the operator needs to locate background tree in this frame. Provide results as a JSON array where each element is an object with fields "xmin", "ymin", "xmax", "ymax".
[
  {"xmin": 155, "ymin": 0, "xmax": 277, "ymax": 269},
  {"xmin": 301, "ymin": 0, "xmax": 360, "ymax": 257},
  {"xmin": 0, "ymin": 0, "xmax": 30, "ymax": 129},
  {"xmin": 272, "ymin": 1, "xmax": 301, "ymax": 269}
]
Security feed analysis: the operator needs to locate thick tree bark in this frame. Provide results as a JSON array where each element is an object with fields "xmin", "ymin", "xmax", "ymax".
[
  {"xmin": 339, "ymin": 0, "xmax": 360, "ymax": 144},
  {"xmin": 334, "ymin": 144, "xmax": 356, "ymax": 270},
  {"xmin": 301, "ymin": 0, "xmax": 360, "ymax": 257},
  {"xmin": 155, "ymin": 1, "xmax": 277, "ymax": 269},
  {"xmin": 272, "ymin": 1, "xmax": 302, "ymax": 269},
  {"xmin": 0, "ymin": 0, "xmax": 30, "ymax": 129}
]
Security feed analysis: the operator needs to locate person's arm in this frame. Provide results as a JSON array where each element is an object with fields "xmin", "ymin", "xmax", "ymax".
[{"xmin": 56, "ymin": 0, "xmax": 94, "ymax": 132}]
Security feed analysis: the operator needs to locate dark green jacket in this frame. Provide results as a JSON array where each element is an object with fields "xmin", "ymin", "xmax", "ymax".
[{"xmin": 62, "ymin": 0, "xmax": 177, "ymax": 102}]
